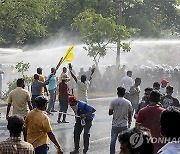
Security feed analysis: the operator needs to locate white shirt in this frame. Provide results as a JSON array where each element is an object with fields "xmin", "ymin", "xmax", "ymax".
[
  {"xmin": 121, "ymin": 76, "xmax": 133, "ymax": 92},
  {"xmin": 160, "ymin": 87, "xmax": 166, "ymax": 95},
  {"xmin": 76, "ymin": 80, "xmax": 90, "ymax": 102},
  {"xmin": 158, "ymin": 141, "xmax": 180, "ymax": 154}
]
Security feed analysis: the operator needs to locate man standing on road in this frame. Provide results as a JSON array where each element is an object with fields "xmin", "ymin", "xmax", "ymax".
[
  {"xmin": 25, "ymin": 96, "xmax": 63, "ymax": 154},
  {"xmin": 121, "ymin": 71, "xmax": 133, "ymax": 100},
  {"xmin": 6, "ymin": 78, "xmax": 32, "ymax": 141},
  {"xmin": 159, "ymin": 79, "xmax": 169, "ymax": 96},
  {"xmin": 160, "ymin": 85, "xmax": 180, "ymax": 108},
  {"xmin": 6, "ymin": 78, "xmax": 33, "ymax": 119},
  {"xmin": 135, "ymin": 87, "xmax": 153, "ymax": 118},
  {"xmin": 59, "ymin": 67, "xmax": 70, "ymax": 83},
  {"xmin": 68, "ymin": 96, "xmax": 96, "ymax": 154},
  {"xmin": 31, "ymin": 74, "xmax": 50, "ymax": 108},
  {"xmin": 0, "ymin": 115, "xmax": 34, "ymax": 154},
  {"xmin": 109, "ymin": 87, "xmax": 133, "ymax": 154},
  {"xmin": 36, "ymin": 67, "xmax": 48, "ymax": 96},
  {"xmin": 69, "ymin": 64, "xmax": 95, "ymax": 102},
  {"xmin": 129, "ymin": 77, "xmax": 141, "ymax": 112},
  {"xmin": 46, "ymin": 67, "xmax": 57, "ymax": 114},
  {"xmin": 136, "ymin": 90, "xmax": 165, "ymax": 153},
  {"xmin": 6, "ymin": 78, "xmax": 33, "ymax": 140},
  {"xmin": 121, "ymin": 71, "xmax": 133, "ymax": 92},
  {"xmin": 57, "ymin": 75, "xmax": 71, "ymax": 123}
]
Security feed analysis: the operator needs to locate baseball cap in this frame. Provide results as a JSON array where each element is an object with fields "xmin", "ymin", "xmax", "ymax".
[
  {"xmin": 68, "ymin": 96, "xmax": 78, "ymax": 106},
  {"xmin": 161, "ymin": 79, "xmax": 169, "ymax": 84}
]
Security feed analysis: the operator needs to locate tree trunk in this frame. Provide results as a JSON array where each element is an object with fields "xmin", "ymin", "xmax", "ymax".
[
  {"xmin": 94, "ymin": 57, "xmax": 99, "ymax": 67},
  {"xmin": 116, "ymin": 41, "xmax": 121, "ymax": 67},
  {"xmin": 116, "ymin": 1, "xmax": 123, "ymax": 67}
]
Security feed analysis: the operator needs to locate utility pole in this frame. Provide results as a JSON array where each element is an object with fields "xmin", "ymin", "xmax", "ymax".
[{"xmin": 116, "ymin": 0, "xmax": 123, "ymax": 67}]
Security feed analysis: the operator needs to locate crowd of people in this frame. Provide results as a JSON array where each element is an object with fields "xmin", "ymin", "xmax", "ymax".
[{"xmin": 0, "ymin": 63, "xmax": 180, "ymax": 154}]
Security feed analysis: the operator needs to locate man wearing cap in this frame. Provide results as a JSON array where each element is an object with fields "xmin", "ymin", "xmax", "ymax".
[
  {"xmin": 25, "ymin": 96, "xmax": 63, "ymax": 154},
  {"xmin": 57, "ymin": 74, "xmax": 71, "ymax": 123},
  {"xmin": 160, "ymin": 85, "xmax": 180, "ymax": 108},
  {"xmin": 59, "ymin": 67, "xmax": 70, "ymax": 83},
  {"xmin": 69, "ymin": 96, "xmax": 96, "ymax": 154},
  {"xmin": 160, "ymin": 79, "xmax": 169, "ymax": 96}
]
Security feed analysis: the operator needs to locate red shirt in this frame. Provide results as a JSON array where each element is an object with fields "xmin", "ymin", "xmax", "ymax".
[
  {"xmin": 58, "ymin": 82, "xmax": 69, "ymax": 100},
  {"xmin": 136, "ymin": 104, "xmax": 165, "ymax": 153}
]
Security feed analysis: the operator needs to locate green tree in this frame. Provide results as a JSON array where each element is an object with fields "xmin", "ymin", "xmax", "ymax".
[
  {"xmin": 2, "ymin": 61, "xmax": 32, "ymax": 99},
  {"xmin": 122, "ymin": 0, "xmax": 180, "ymax": 37},
  {"xmin": 15, "ymin": 61, "xmax": 32, "ymax": 91},
  {"xmin": 72, "ymin": 9, "xmax": 138, "ymax": 66},
  {"xmin": 0, "ymin": 0, "xmax": 53, "ymax": 46}
]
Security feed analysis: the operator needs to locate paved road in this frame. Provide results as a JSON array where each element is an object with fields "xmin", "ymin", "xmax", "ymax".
[{"xmin": 0, "ymin": 97, "xmax": 135, "ymax": 154}]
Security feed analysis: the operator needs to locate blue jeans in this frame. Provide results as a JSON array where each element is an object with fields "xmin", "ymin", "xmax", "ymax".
[
  {"xmin": 110, "ymin": 126, "xmax": 128, "ymax": 154},
  {"xmin": 47, "ymin": 88, "xmax": 56, "ymax": 111},
  {"xmin": 58, "ymin": 99, "xmax": 68, "ymax": 121},
  {"xmin": 35, "ymin": 144, "xmax": 49, "ymax": 154}
]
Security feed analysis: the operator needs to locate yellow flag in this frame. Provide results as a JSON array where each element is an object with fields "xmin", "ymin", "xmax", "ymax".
[{"xmin": 61, "ymin": 45, "xmax": 74, "ymax": 64}]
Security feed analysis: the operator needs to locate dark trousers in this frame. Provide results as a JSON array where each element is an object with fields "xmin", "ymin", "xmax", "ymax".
[
  {"xmin": 58, "ymin": 99, "xmax": 68, "ymax": 121},
  {"xmin": 31, "ymin": 95, "xmax": 39, "ymax": 108},
  {"xmin": 35, "ymin": 144, "xmax": 49, "ymax": 154},
  {"xmin": 74, "ymin": 119, "xmax": 92, "ymax": 152},
  {"xmin": 47, "ymin": 88, "xmax": 56, "ymax": 111}
]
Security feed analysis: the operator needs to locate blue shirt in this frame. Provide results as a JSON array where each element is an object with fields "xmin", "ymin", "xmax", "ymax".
[
  {"xmin": 47, "ymin": 74, "xmax": 57, "ymax": 90},
  {"xmin": 77, "ymin": 101, "xmax": 95, "ymax": 121}
]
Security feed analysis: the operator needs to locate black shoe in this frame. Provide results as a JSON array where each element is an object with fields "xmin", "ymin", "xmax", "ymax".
[
  {"xmin": 70, "ymin": 149, "xmax": 79, "ymax": 154},
  {"xmin": 51, "ymin": 110, "xmax": 57, "ymax": 112},
  {"xmin": 57, "ymin": 120, "xmax": 62, "ymax": 123},
  {"xmin": 83, "ymin": 149, "xmax": 87, "ymax": 154},
  {"xmin": 62, "ymin": 120, "xmax": 69, "ymax": 123},
  {"xmin": 46, "ymin": 110, "xmax": 53, "ymax": 115}
]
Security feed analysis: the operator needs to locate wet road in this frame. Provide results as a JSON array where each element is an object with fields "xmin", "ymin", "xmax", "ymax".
[{"xmin": 0, "ymin": 97, "xmax": 135, "ymax": 154}]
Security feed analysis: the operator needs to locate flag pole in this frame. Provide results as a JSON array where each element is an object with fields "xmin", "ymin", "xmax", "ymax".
[{"xmin": 55, "ymin": 57, "xmax": 63, "ymax": 71}]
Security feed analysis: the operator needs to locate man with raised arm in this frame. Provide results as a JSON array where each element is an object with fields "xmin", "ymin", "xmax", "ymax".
[{"xmin": 69, "ymin": 63, "xmax": 95, "ymax": 102}]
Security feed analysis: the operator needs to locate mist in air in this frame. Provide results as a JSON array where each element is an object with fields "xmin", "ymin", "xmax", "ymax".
[
  {"xmin": 0, "ymin": 38, "xmax": 180, "ymax": 73},
  {"xmin": 0, "ymin": 33, "xmax": 180, "ymax": 92}
]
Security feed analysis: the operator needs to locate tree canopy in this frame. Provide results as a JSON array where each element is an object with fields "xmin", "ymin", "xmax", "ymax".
[
  {"xmin": 72, "ymin": 9, "xmax": 138, "ymax": 66},
  {"xmin": 0, "ymin": 0, "xmax": 179, "ymax": 46}
]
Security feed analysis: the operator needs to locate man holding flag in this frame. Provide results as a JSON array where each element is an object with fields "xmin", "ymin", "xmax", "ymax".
[
  {"xmin": 46, "ymin": 46, "xmax": 74, "ymax": 115},
  {"xmin": 46, "ymin": 67, "xmax": 57, "ymax": 114}
]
